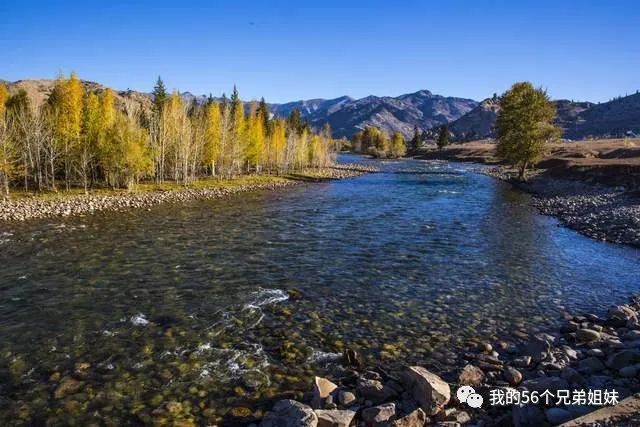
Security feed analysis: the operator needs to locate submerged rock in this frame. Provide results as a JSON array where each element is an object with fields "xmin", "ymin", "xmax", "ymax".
[{"xmin": 458, "ymin": 364, "xmax": 484, "ymax": 386}]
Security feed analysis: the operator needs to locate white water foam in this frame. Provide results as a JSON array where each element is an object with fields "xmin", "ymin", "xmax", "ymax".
[{"xmin": 130, "ymin": 313, "xmax": 149, "ymax": 326}]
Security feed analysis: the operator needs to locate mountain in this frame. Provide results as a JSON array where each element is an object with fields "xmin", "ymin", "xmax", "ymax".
[
  {"xmin": 445, "ymin": 94, "xmax": 640, "ymax": 140},
  {"xmin": 565, "ymin": 92, "xmax": 640, "ymax": 139},
  {"xmin": 269, "ymin": 90, "xmax": 478, "ymax": 139}
]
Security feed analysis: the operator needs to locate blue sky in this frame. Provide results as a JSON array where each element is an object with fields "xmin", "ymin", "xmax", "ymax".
[{"xmin": 1, "ymin": 1, "xmax": 638, "ymax": 103}]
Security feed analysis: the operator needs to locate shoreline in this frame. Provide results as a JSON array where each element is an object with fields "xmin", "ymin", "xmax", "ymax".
[
  {"xmin": 414, "ymin": 141, "xmax": 640, "ymax": 248},
  {"xmin": 0, "ymin": 164, "xmax": 376, "ymax": 223},
  {"xmin": 256, "ymin": 295, "xmax": 640, "ymax": 427}
]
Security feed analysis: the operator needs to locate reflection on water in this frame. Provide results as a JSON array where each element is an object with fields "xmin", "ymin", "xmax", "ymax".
[{"xmin": 0, "ymin": 155, "xmax": 638, "ymax": 424}]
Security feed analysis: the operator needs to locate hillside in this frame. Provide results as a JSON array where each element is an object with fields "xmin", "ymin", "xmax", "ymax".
[{"xmin": 445, "ymin": 93, "xmax": 639, "ymax": 141}]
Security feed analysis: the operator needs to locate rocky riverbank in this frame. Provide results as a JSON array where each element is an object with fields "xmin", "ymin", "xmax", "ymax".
[
  {"xmin": 0, "ymin": 165, "xmax": 376, "ymax": 222},
  {"xmin": 255, "ymin": 295, "xmax": 640, "ymax": 427},
  {"xmin": 415, "ymin": 140, "xmax": 640, "ymax": 248},
  {"xmin": 482, "ymin": 167, "xmax": 640, "ymax": 248}
]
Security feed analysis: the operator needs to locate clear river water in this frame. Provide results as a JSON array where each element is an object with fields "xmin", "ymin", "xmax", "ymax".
[{"xmin": 0, "ymin": 155, "xmax": 638, "ymax": 425}]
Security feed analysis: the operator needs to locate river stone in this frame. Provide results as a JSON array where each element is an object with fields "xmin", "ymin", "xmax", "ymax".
[
  {"xmin": 579, "ymin": 356, "xmax": 606, "ymax": 373},
  {"xmin": 576, "ymin": 329, "xmax": 601, "ymax": 342},
  {"xmin": 458, "ymin": 364, "xmax": 484, "ymax": 386},
  {"xmin": 314, "ymin": 410, "xmax": 355, "ymax": 427},
  {"xmin": 545, "ymin": 407, "xmax": 572, "ymax": 425},
  {"xmin": 389, "ymin": 408, "xmax": 426, "ymax": 427},
  {"xmin": 337, "ymin": 390, "xmax": 356, "ymax": 407},
  {"xmin": 607, "ymin": 305, "xmax": 637, "ymax": 326},
  {"xmin": 512, "ymin": 356, "xmax": 532, "ymax": 368},
  {"xmin": 403, "ymin": 366, "xmax": 450, "ymax": 416},
  {"xmin": 312, "ymin": 377, "xmax": 338, "ymax": 409},
  {"xmin": 512, "ymin": 404, "xmax": 545, "ymax": 427},
  {"xmin": 606, "ymin": 350, "xmax": 640, "ymax": 370},
  {"xmin": 261, "ymin": 400, "xmax": 318, "ymax": 427},
  {"xmin": 523, "ymin": 336, "xmax": 551, "ymax": 362},
  {"xmin": 503, "ymin": 367, "xmax": 523, "ymax": 386},
  {"xmin": 619, "ymin": 365, "xmax": 638, "ymax": 378},
  {"xmin": 561, "ymin": 367, "xmax": 584, "ymax": 385},
  {"xmin": 54, "ymin": 377, "xmax": 84, "ymax": 399},
  {"xmin": 357, "ymin": 378, "xmax": 391, "ymax": 404},
  {"xmin": 362, "ymin": 403, "xmax": 396, "ymax": 424}
]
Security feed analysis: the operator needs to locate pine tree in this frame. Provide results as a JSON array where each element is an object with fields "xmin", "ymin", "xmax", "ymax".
[
  {"xmin": 153, "ymin": 76, "xmax": 167, "ymax": 112},
  {"xmin": 437, "ymin": 125, "xmax": 449, "ymax": 150},
  {"xmin": 257, "ymin": 97, "xmax": 270, "ymax": 135},
  {"xmin": 411, "ymin": 125, "xmax": 421, "ymax": 150}
]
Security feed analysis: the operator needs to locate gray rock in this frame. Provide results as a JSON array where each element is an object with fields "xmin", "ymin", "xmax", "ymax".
[
  {"xmin": 607, "ymin": 305, "xmax": 637, "ymax": 326},
  {"xmin": 357, "ymin": 378, "xmax": 392, "ymax": 404},
  {"xmin": 315, "ymin": 410, "xmax": 355, "ymax": 427},
  {"xmin": 586, "ymin": 348, "xmax": 605, "ymax": 357},
  {"xmin": 560, "ymin": 367, "xmax": 584, "ymax": 385},
  {"xmin": 261, "ymin": 400, "xmax": 318, "ymax": 427},
  {"xmin": 578, "ymin": 356, "xmax": 605, "ymax": 373},
  {"xmin": 512, "ymin": 356, "xmax": 532, "ymax": 368},
  {"xmin": 503, "ymin": 367, "xmax": 523, "ymax": 386},
  {"xmin": 458, "ymin": 364, "xmax": 485, "ymax": 386},
  {"xmin": 512, "ymin": 404, "xmax": 545, "ymax": 427},
  {"xmin": 576, "ymin": 329, "xmax": 601, "ymax": 342},
  {"xmin": 362, "ymin": 403, "xmax": 396, "ymax": 425},
  {"xmin": 403, "ymin": 366, "xmax": 451, "ymax": 416},
  {"xmin": 606, "ymin": 350, "xmax": 640, "ymax": 370},
  {"xmin": 389, "ymin": 408, "xmax": 426, "ymax": 427},
  {"xmin": 545, "ymin": 407, "xmax": 572, "ymax": 425},
  {"xmin": 337, "ymin": 390, "xmax": 356, "ymax": 407},
  {"xmin": 312, "ymin": 377, "xmax": 338, "ymax": 409},
  {"xmin": 619, "ymin": 365, "xmax": 638, "ymax": 378},
  {"xmin": 523, "ymin": 336, "xmax": 551, "ymax": 362}
]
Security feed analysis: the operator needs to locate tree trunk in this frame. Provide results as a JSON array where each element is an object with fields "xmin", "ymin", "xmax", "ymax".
[{"xmin": 519, "ymin": 160, "xmax": 528, "ymax": 181}]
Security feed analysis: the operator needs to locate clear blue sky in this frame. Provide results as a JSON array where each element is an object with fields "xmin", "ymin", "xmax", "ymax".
[{"xmin": 1, "ymin": 1, "xmax": 638, "ymax": 103}]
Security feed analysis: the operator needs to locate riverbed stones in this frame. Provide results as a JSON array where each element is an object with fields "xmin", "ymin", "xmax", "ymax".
[
  {"xmin": 312, "ymin": 377, "xmax": 338, "ymax": 409},
  {"xmin": 520, "ymin": 376, "xmax": 569, "ymax": 393},
  {"xmin": 458, "ymin": 364, "xmax": 484, "ymax": 386},
  {"xmin": 337, "ymin": 390, "xmax": 356, "ymax": 407},
  {"xmin": 606, "ymin": 350, "xmax": 640, "ymax": 370},
  {"xmin": 576, "ymin": 328, "xmax": 601, "ymax": 342},
  {"xmin": 607, "ymin": 305, "xmax": 637, "ymax": 326},
  {"xmin": 54, "ymin": 377, "xmax": 84, "ymax": 399},
  {"xmin": 545, "ymin": 407, "xmax": 572, "ymax": 425},
  {"xmin": 362, "ymin": 403, "xmax": 396, "ymax": 425},
  {"xmin": 512, "ymin": 355, "xmax": 532, "ymax": 368},
  {"xmin": 389, "ymin": 408, "xmax": 425, "ymax": 427},
  {"xmin": 578, "ymin": 356, "xmax": 605, "ymax": 373},
  {"xmin": 357, "ymin": 378, "xmax": 391, "ymax": 404},
  {"xmin": 260, "ymin": 400, "xmax": 318, "ymax": 427},
  {"xmin": 403, "ymin": 366, "xmax": 450, "ymax": 416},
  {"xmin": 503, "ymin": 367, "xmax": 523, "ymax": 386},
  {"xmin": 314, "ymin": 410, "xmax": 355, "ymax": 427},
  {"xmin": 523, "ymin": 336, "xmax": 551, "ymax": 362}
]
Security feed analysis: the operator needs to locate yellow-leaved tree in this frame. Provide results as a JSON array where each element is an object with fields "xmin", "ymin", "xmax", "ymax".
[
  {"xmin": 0, "ymin": 83, "xmax": 16, "ymax": 196},
  {"xmin": 204, "ymin": 101, "xmax": 221, "ymax": 176},
  {"xmin": 245, "ymin": 101, "xmax": 265, "ymax": 172},
  {"xmin": 104, "ymin": 112, "xmax": 153, "ymax": 189}
]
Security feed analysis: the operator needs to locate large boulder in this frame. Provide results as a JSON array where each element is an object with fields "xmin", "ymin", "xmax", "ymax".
[
  {"xmin": 315, "ymin": 410, "xmax": 356, "ymax": 427},
  {"xmin": 522, "ymin": 336, "xmax": 551, "ymax": 362},
  {"xmin": 357, "ymin": 378, "xmax": 393, "ymax": 404},
  {"xmin": 312, "ymin": 377, "xmax": 338, "ymax": 409},
  {"xmin": 403, "ymin": 366, "xmax": 450, "ymax": 416},
  {"xmin": 261, "ymin": 400, "xmax": 318, "ymax": 427}
]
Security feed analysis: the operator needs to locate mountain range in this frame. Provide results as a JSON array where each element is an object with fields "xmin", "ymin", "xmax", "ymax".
[{"xmin": 2, "ymin": 79, "xmax": 639, "ymax": 141}]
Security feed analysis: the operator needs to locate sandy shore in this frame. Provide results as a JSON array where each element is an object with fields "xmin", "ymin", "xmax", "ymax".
[{"xmin": 416, "ymin": 139, "xmax": 640, "ymax": 248}]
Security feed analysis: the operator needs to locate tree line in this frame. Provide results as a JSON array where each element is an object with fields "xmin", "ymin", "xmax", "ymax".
[
  {"xmin": 349, "ymin": 127, "xmax": 406, "ymax": 158},
  {"xmin": 0, "ymin": 74, "xmax": 337, "ymax": 196}
]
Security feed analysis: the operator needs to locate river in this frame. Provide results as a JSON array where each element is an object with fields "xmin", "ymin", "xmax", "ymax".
[{"xmin": 0, "ymin": 155, "xmax": 638, "ymax": 424}]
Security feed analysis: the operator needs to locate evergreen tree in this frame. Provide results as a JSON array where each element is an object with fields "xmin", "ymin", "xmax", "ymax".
[
  {"xmin": 411, "ymin": 125, "xmax": 421, "ymax": 150},
  {"xmin": 437, "ymin": 125, "xmax": 449, "ymax": 150},
  {"xmin": 153, "ymin": 76, "xmax": 167, "ymax": 112}
]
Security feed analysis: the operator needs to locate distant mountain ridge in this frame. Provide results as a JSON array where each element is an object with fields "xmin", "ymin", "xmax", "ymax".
[
  {"xmin": 445, "ymin": 93, "xmax": 639, "ymax": 140},
  {"xmin": 3, "ymin": 78, "xmax": 639, "ymax": 140}
]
